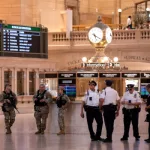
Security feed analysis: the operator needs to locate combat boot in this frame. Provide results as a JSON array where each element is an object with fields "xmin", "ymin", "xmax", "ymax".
[
  {"xmin": 40, "ymin": 130, "xmax": 45, "ymax": 134},
  {"xmin": 57, "ymin": 130, "xmax": 65, "ymax": 135},
  {"xmin": 35, "ymin": 130, "xmax": 41, "ymax": 134},
  {"xmin": 6, "ymin": 127, "xmax": 11, "ymax": 134}
]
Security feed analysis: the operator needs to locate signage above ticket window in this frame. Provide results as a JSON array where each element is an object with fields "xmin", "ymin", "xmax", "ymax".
[
  {"xmin": 122, "ymin": 73, "xmax": 140, "ymax": 78},
  {"xmin": 99, "ymin": 73, "xmax": 120, "ymax": 78},
  {"xmin": 77, "ymin": 73, "xmax": 98, "ymax": 78},
  {"xmin": 141, "ymin": 73, "xmax": 150, "ymax": 78},
  {"xmin": 58, "ymin": 73, "xmax": 76, "ymax": 78}
]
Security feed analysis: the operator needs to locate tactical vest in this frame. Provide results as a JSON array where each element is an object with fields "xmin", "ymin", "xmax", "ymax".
[
  {"xmin": 56, "ymin": 94, "xmax": 67, "ymax": 108},
  {"xmin": 3, "ymin": 91, "xmax": 15, "ymax": 104},
  {"xmin": 34, "ymin": 90, "xmax": 47, "ymax": 106}
]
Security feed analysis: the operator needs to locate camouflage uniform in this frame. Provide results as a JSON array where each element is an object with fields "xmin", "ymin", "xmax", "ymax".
[
  {"xmin": 33, "ymin": 90, "xmax": 52, "ymax": 133},
  {"xmin": 57, "ymin": 94, "xmax": 70, "ymax": 132},
  {"xmin": 0, "ymin": 91, "xmax": 17, "ymax": 133}
]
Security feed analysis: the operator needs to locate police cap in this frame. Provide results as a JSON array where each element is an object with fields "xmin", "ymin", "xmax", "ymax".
[
  {"xmin": 127, "ymin": 84, "xmax": 134, "ymax": 89},
  {"xmin": 105, "ymin": 80, "xmax": 113, "ymax": 86},
  {"xmin": 89, "ymin": 80, "xmax": 97, "ymax": 86}
]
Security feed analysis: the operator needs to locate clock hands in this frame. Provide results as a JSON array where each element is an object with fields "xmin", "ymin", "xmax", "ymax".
[{"xmin": 93, "ymin": 33, "xmax": 101, "ymax": 40}]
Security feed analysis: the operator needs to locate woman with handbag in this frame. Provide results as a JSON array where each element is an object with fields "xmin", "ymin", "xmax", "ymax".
[{"xmin": 145, "ymin": 84, "xmax": 150, "ymax": 143}]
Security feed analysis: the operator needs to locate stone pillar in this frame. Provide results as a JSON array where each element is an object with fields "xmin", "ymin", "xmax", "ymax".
[
  {"xmin": 0, "ymin": 68, "xmax": 1, "ymax": 93},
  {"xmin": 24, "ymin": 68, "xmax": 30, "ymax": 95},
  {"xmin": 26, "ymin": 69, "xmax": 29, "ymax": 95},
  {"xmin": 11, "ymin": 68, "xmax": 17, "ymax": 94},
  {"xmin": 1, "ymin": 68, "xmax": 4, "ymax": 91},
  {"xmin": 35, "ymin": 70, "xmax": 39, "ymax": 92}
]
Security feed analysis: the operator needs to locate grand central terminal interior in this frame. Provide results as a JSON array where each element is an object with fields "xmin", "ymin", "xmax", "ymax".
[{"xmin": 1, "ymin": 0, "xmax": 150, "ymax": 150}]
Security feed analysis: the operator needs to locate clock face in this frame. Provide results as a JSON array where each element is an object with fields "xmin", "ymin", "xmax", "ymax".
[
  {"xmin": 106, "ymin": 27, "xmax": 112, "ymax": 43},
  {"xmin": 88, "ymin": 27, "xmax": 103, "ymax": 44}
]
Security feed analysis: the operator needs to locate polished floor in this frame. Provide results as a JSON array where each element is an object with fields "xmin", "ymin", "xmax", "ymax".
[{"xmin": 0, "ymin": 103, "xmax": 150, "ymax": 150}]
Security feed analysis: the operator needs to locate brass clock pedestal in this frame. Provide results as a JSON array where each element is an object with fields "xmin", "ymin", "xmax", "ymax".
[{"xmin": 88, "ymin": 47, "xmax": 111, "ymax": 63}]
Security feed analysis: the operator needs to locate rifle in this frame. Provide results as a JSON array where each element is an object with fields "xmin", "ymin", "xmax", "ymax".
[
  {"xmin": 3, "ymin": 91, "xmax": 20, "ymax": 113},
  {"xmin": 9, "ymin": 98, "xmax": 20, "ymax": 113}
]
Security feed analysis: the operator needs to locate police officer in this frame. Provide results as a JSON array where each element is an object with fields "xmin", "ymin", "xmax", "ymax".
[
  {"xmin": 100, "ymin": 80, "xmax": 120, "ymax": 143},
  {"xmin": 56, "ymin": 87, "xmax": 70, "ymax": 135},
  {"xmin": 144, "ymin": 84, "xmax": 150, "ymax": 143},
  {"xmin": 121, "ymin": 84, "xmax": 142, "ymax": 141},
  {"xmin": 0, "ymin": 84, "xmax": 18, "ymax": 134},
  {"xmin": 33, "ymin": 84, "xmax": 52, "ymax": 134},
  {"xmin": 80, "ymin": 80, "xmax": 103, "ymax": 141}
]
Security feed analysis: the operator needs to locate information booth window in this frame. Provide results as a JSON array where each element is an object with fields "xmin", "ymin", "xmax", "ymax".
[
  {"xmin": 45, "ymin": 73, "xmax": 58, "ymax": 97},
  {"xmin": 29, "ymin": 72, "xmax": 35, "ymax": 95},
  {"xmin": 122, "ymin": 73, "xmax": 141, "ymax": 94},
  {"xmin": 76, "ymin": 73, "xmax": 98, "ymax": 98}
]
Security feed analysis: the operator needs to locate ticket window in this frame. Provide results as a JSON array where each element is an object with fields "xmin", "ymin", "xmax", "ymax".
[
  {"xmin": 77, "ymin": 78, "xmax": 99, "ymax": 96},
  {"xmin": 99, "ymin": 78, "xmax": 121, "ymax": 96},
  {"xmin": 17, "ymin": 71, "xmax": 24, "ymax": 95},
  {"xmin": 123, "ymin": 79, "xmax": 140, "ymax": 94},
  {"xmin": 29, "ymin": 72, "xmax": 35, "ymax": 95},
  {"xmin": 45, "ymin": 79, "xmax": 58, "ymax": 97},
  {"xmin": 140, "ymin": 79, "xmax": 150, "ymax": 99},
  {"xmin": 4, "ymin": 71, "xmax": 12, "ymax": 87}
]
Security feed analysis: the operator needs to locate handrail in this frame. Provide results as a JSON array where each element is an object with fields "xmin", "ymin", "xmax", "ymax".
[{"xmin": 73, "ymin": 24, "xmax": 124, "ymax": 31}]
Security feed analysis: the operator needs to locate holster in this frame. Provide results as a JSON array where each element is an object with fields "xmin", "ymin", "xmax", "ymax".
[{"xmin": 122, "ymin": 107, "xmax": 126, "ymax": 114}]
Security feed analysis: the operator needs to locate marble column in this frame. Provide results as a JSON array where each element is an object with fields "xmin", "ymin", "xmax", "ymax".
[
  {"xmin": 35, "ymin": 70, "xmax": 39, "ymax": 92},
  {"xmin": 11, "ymin": 68, "xmax": 17, "ymax": 94},
  {"xmin": 1, "ymin": 68, "xmax": 4, "ymax": 92},
  {"xmin": 26, "ymin": 68, "xmax": 29, "ymax": 95},
  {"xmin": 0, "ymin": 68, "xmax": 2, "ymax": 93}
]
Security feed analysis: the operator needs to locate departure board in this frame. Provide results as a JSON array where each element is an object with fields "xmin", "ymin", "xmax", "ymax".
[{"xmin": 0, "ymin": 24, "xmax": 48, "ymax": 58}]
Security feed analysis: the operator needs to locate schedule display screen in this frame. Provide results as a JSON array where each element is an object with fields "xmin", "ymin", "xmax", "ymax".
[{"xmin": 0, "ymin": 24, "xmax": 48, "ymax": 58}]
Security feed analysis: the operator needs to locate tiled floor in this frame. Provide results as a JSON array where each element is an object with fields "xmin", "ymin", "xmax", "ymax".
[{"xmin": 0, "ymin": 103, "xmax": 149, "ymax": 150}]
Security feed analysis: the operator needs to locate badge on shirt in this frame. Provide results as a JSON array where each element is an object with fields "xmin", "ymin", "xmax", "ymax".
[{"xmin": 134, "ymin": 93, "xmax": 137, "ymax": 98}]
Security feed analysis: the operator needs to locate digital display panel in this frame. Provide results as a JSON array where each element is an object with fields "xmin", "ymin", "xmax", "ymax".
[
  {"xmin": 0, "ymin": 24, "xmax": 48, "ymax": 58},
  {"xmin": 58, "ymin": 79, "xmax": 76, "ymax": 97},
  {"xmin": 3, "ymin": 25, "xmax": 40, "ymax": 53},
  {"xmin": 141, "ymin": 83, "xmax": 149, "ymax": 98}
]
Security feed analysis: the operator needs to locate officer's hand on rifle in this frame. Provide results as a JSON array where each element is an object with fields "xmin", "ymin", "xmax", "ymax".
[{"xmin": 4, "ymin": 99, "xmax": 11, "ymax": 103}]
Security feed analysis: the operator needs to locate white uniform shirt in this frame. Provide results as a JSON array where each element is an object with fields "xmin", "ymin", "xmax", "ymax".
[
  {"xmin": 127, "ymin": 18, "xmax": 131, "ymax": 26},
  {"xmin": 83, "ymin": 89, "xmax": 100, "ymax": 106},
  {"xmin": 100, "ymin": 87, "xmax": 120, "ymax": 105},
  {"xmin": 121, "ymin": 90, "xmax": 142, "ymax": 109}
]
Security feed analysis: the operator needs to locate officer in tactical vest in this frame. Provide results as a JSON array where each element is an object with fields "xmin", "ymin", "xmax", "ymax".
[
  {"xmin": 0, "ymin": 84, "xmax": 18, "ymax": 134},
  {"xmin": 33, "ymin": 84, "xmax": 52, "ymax": 134},
  {"xmin": 56, "ymin": 86, "xmax": 70, "ymax": 135}
]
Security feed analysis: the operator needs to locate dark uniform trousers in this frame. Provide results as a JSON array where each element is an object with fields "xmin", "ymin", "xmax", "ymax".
[
  {"xmin": 148, "ymin": 121, "xmax": 150, "ymax": 139},
  {"xmin": 103, "ymin": 105, "xmax": 116, "ymax": 140},
  {"xmin": 123, "ymin": 108, "xmax": 140, "ymax": 138},
  {"xmin": 86, "ymin": 106, "xmax": 103, "ymax": 139}
]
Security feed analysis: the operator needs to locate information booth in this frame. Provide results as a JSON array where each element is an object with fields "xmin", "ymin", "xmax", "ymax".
[
  {"xmin": 140, "ymin": 73, "xmax": 150, "ymax": 99},
  {"xmin": 76, "ymin": 72, "xmax": 99, "ymax": 97},
  {"xmin": 99, "ymin": 73, "xmax": 121, "ymax": 96},
  {"xmin": 122, "ymin": 73, "xmax": 141, "ymax": 94}
]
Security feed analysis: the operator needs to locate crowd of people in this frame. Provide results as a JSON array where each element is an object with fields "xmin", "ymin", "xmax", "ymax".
[{"xmin": 0, "ymin": 82, "xmax": 150, "ymax": 144}]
